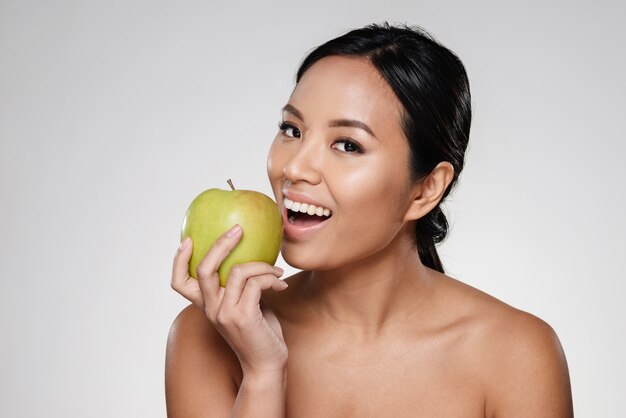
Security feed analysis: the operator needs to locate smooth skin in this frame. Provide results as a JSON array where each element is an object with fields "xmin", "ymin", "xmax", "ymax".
[{"xmin": 166, "ymin": 56, "xmax": 573, "ymax": 417}]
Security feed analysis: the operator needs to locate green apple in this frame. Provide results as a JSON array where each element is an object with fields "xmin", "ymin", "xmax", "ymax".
[{"xmin": 180, "ymin": 181, "xmax": 283, "ymax": 287}]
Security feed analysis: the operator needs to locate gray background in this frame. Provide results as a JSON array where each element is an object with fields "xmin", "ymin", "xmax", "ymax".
[{"xmin": 1, "ymin": 0, "xmax": 625, "ymax": 416}]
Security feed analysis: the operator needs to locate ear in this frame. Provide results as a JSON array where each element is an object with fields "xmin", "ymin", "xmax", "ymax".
[{"xmin": 403, "ymin": 162, "xmax": 455, "ymax": 222}]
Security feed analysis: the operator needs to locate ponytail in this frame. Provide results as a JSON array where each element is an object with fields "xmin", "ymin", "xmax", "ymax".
[{"xmin": 415, "ymin": 205, "xmax": 448, "ymax": 273}]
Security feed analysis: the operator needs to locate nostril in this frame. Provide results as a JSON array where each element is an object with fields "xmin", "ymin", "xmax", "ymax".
[{"xmin": 281, "ymin": 150, "xmax": 322, "ymax": 185}]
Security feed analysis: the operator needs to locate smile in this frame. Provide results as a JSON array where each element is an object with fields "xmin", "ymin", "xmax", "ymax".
[
  {"xmin": 282, "ymin": 198, "xmax": 333, "ymax": 239},
  {"xmin": 284, "ymin": 198, "xmax": 332, "ymax": 219}
]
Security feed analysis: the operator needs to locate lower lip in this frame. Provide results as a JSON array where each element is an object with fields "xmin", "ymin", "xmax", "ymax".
[{"xmin": 282, "ymin": 207, "xmax": 331, "ymax": 240}]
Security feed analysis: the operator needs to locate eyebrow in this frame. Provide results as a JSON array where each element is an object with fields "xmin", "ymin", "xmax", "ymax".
[
  {"xmin": 282, "ymin": 103, "xmax": 377, "ymax": 139},
  {"xmin": 329, "ymin": 119, "xmax": 376, "ymax": 138},
  {"xmin": 282, "ymin": 104, "xmax": 304, "ymax": 121}
]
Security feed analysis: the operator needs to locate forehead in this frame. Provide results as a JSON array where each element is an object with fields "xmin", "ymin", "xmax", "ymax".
[{"xmin": 289, "ymin": 56, "xmax": 404, "ymax": 134}]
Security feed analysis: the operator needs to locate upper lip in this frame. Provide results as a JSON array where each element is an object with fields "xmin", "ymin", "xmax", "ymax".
[{"xmin": 282, "ymin": 189, "xmax": 332, "ymax": 211}]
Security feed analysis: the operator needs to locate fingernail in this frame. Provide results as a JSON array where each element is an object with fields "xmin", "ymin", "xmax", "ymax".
[
  {"xmin": 279, "ymin": 280, "xmax": 288, "ymax": 288},
  {"xmin": 179, "ymin": 237, "xmax": 189, "ymax": 251},
  {"xmin": 226, "ymin": 224, "xmax": 242, "ymax": 237},
  {"xmin": 274, "ymin": 266, "xmax": 284, "ymax": 274}
]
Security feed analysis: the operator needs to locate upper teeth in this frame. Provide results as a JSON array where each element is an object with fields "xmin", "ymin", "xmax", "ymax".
[{"xmin": 284, "ymin": 198, "xmax": 332, "ymax": 217}]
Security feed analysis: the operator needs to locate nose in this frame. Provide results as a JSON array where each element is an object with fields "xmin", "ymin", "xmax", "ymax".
[{"xmin": 282, "ymin": 138, "xmax": 322, "ymax": 185}]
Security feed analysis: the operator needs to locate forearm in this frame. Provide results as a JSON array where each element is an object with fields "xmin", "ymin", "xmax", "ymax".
[{"xmin": 230, "ymin": 369, "xmax": 287, "ymax": 418}]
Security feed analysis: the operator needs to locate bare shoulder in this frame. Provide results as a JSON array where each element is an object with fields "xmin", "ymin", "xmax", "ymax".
[
  {"xmin": 482, "ymin": 308, "xmax": 573, "ymax": 417},
  {"xmin": 435, "ymin": 274, "xmax": 573, "ymax": 418},
  {"xmin": 165, "ymin": 304, "xmax": 241, "ymax": 417}
]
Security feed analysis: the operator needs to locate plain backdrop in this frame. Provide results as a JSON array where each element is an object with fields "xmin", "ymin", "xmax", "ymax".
[{"xmin": 1, "ymin": 0, "xmax": 625, "ymax": 416}]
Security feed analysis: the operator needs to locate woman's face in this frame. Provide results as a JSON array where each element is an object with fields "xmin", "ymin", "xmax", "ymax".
[{"xmin": 267, "ymin": 55, "xmax": 418, "ymax": 271}]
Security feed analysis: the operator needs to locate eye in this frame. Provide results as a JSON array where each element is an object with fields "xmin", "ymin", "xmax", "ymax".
[
  {"xmin": 278, "ymin": 121, "xmax": 301, "ymax": 138},
  {"xmin": 332, "ymin": 139, "xmax": 363, "ymax": 154}
]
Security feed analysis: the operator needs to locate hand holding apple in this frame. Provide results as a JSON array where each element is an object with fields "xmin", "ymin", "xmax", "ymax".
[
  {"xmin": 172, "ymin": 188, "xmax": 289, "ymax": 378},
  {"xmin": 180, "ymin": 180, "xmax": 283, "ymax": 287}
]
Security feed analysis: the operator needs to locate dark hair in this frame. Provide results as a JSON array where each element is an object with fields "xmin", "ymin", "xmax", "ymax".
[{"xmin": 296, "ymin": 23, "xmax": 471, "ymax": 273}]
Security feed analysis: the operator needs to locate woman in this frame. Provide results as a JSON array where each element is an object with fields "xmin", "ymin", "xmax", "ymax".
[{"xmin": 166, "ymin": 23, "xmax": 573, "ymax": 417}]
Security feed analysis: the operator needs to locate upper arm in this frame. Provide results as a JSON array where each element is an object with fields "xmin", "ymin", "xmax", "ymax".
[
  {"xmin": 485, "ymin": 312, "xmax": 573, "ymax": 418},
  {"xmin": 165, "ymin": 304, "xmax": 241, "ymax": 418}
]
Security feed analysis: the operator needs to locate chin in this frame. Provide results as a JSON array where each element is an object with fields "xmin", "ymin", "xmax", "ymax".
[
  {"xmin": 281, "ymin": 242, "xmax": 371, "ymax": 273},
  {"xmin": 281, "ymin": 244, "xmax": 331, "ymax": 272},
  {"xmin": 281, "ymin": 246, "xmax": 313, "ymax": 271}
]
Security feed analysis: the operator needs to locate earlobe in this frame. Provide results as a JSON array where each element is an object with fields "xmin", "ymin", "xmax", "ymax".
[{"xmin": 403, "ymin": 162, "xmax": 455, "ymax": 222}]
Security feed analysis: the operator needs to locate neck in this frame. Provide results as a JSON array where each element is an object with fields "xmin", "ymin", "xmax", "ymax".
[{"xmin": 300, "ymin": 226, "xmax": 436, "ymax": 333}]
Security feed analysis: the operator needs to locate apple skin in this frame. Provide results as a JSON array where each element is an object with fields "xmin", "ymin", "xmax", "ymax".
[{"xmin": 180, "ymin": 188, "xmax": 283, "ymax": 287}]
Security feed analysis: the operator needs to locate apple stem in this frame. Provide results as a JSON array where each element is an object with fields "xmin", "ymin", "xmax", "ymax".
[{"xmin": 227, "ymin": 179, "xmax": 236, "ymax": 190}]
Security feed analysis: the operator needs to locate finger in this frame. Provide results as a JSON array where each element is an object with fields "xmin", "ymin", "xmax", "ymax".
[
  {"xmin": 195, "ymin": 224, "xmax": 243, "ymax": 308},
  {"xmin": 171, "ymin": 237, "xmax": 204, "ymax": 308},
  {"xmin": 239, "ymin": 274, "xmax": 288, "ymax": 310},
  {"xmin": 222, "ymin": 263, "xmax": 285, "ymax": 307}
]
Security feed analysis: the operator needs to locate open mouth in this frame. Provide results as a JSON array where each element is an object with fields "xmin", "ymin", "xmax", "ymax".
[
  {"xmin": 284, "ymin": 198, "xmax": 333, "ymax": 227},
  {"xmin": 287, "ymin": 209, "xmax": 333, "ymax": 226}
]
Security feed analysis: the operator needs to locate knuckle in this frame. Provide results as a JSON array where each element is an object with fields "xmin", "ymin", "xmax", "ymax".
[
  {"xmin": 235, "ymin": 316, "xmax": 252, "ymax": 330},
  {"xmin": 170, "ymin": 276, "xmax": 183, "ymax": 292},
  {"xmin": 215, "ymin": 310, "xmax": 231, "ymax": 326},
  {"xmin": 195, "ymin": 263, "xmax": 211, "ymax": 279},
  {"xmin": 206, "ymin": 309, "xmax": 218, "ymax": 323},
  {"xmin": 229, "ymin": 264, "xmax": 243, "ymax": 277},
  {"xmin": 246, "ymin": 277, "xmax": 263, "ymax": 290}
]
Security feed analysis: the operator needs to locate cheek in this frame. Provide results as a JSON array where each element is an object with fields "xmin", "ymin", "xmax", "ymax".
[
  {"xmin": 335, "ymin": 152, "xmax": 411, "ymax": 224},
  {"xmin": 339, "ymin": 152, "xmax": 412, "ymax": 235}
]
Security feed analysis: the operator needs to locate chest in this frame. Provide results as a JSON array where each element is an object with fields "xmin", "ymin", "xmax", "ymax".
[{"xmin": 282, "ymin": 336, "xmax": 486, "ymax": 418}]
